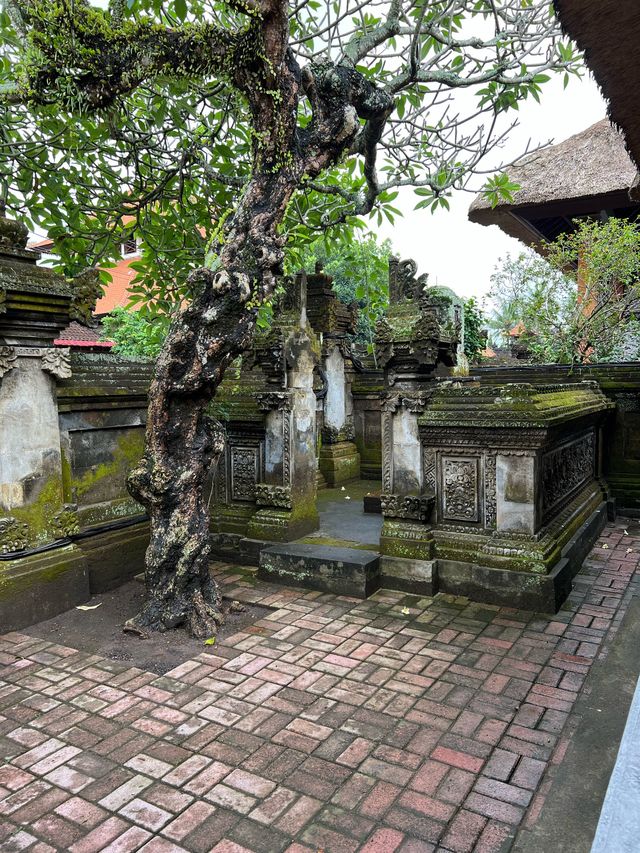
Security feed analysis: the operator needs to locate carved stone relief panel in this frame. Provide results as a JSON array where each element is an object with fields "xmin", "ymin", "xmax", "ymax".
[
  {"xmin": 441, "ymin": 456, "xmax": 479, "ymax": 523},
  {"xmin": 541, "ymin": 432, "xmax": 595, "ymax": 515},
  {"xmin": 423, "ymin": 447, "xmax": 436, "ymax": 494},
  {"xmin": 230, "ymin": 446, "xmax": 261, "ymax": 502},
  {"xmin": 484, "ymin": 453, "xmax": 497, "ymax": 529}
]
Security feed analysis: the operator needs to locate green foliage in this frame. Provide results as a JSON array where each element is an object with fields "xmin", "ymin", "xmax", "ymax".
[
  {"xmin": 100, "ymin": 306, "xmax": 170, "ymax": 358},
  {"xmin": 0, "ymin": 0, "xmax": 582, "ymax": 313},
  {"xmin": 489, "ymin": 219, "xmax": 640, "ymax": 364},
  {"xmin": 462, "ymin": 297, "xmax": 486, "ymax": 364}
]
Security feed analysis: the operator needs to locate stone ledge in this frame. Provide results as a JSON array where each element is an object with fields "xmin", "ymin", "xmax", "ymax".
[
  {"xmin": 0, "ymin": 543, "xmax": 89, "ymax": 631},
  {"xmin": 258, "ymin": 542, "xmax": 380, "ymax": 598}
]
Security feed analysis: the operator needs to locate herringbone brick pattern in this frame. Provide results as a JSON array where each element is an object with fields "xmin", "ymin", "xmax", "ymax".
[{"xmin": 1, "ymin": 520, "xmax": 638, "ymax": 852}]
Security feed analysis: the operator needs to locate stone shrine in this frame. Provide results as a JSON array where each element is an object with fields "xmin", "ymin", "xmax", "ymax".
[{"xmin": 376, "ymin": 256, "xmax": 614, "ymax": 609}]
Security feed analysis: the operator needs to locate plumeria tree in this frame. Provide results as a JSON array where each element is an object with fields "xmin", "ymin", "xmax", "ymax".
[{"xmin": 0, "ymin": 0, "xmax": 580, "ymax": 636}]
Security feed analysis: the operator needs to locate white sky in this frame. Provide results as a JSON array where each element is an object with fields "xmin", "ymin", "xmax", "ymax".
[{"xmin": 377, "ymin": 72, "xmax": 608, "ymax": 306}]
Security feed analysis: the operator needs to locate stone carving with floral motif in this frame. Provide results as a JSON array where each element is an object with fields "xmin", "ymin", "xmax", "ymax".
[
  {"xmin": 255, "ymin": 483, "xmax": 293, "ymax": 510},
  {"xmin": 0, "ymin": 517, "xmax": 29, "ymax": 554},
  {"xmin": 0, "ymin": 345, "xmax": 16, "ymax": 378},
  {"xmin": 41, "ymin": 348, "xmax": 72, "ymax": 380},
  {"xmin": 52, "ymin": 505, "xmax": 80, "ymax": 539}
]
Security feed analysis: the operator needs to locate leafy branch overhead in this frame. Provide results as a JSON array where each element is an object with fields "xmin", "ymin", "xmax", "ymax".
[{"xmin": 1, "ymin": 0, "xmax": 580, "ymax": 301}]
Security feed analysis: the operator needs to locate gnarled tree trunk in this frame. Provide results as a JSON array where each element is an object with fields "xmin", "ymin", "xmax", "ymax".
[
  {"xmin": 126, "ymin": 170, "xmax": 299, "ymax": 637},
  {"xmin": 123, "ymin": 3, "xmax": 393, "ymax": 638}
]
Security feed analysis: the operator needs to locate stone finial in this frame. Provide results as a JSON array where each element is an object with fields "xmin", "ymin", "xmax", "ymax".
[
  {"xmin": 388, "ymin": 256, "xmax": 429, "ymax": 303},
  {"xmin": 69, "ymin": 267, "xmax": 103, "ymax": 326},
  {"xmin": 0, "ymin": 206, "xmax": 29, "ymax": 251}
]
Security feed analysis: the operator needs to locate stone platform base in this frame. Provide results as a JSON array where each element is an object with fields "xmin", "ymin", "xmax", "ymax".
[
  {"xmin": 318, "ymin": 441, "xmax": 360, "ymax": 487},
  {"xmin": 0, "ymin": 544, "xmax": 89, "ymax": 632},
  {"xmin": 247, "ymin": 508, "xmax": 319, "ymax": 544},
  {"xmin": 258, "ymin": 543, "xmax": 380, "ymax": 598},
  {"xmin": 380, "ymin": 555, "xmax": 437, "ymax": 596},
  {"xmin": 437, "ymin": 504, "xmax": 608, "ymax": 612}
]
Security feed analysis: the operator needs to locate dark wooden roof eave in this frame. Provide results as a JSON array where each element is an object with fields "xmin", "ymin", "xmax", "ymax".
[{"xmin": 554, "ymin": 0, "xmax": 640, "ymax": 171}]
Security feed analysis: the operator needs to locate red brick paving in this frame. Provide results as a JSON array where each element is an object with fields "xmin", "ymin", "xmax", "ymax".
[{"xmin": 1, "ymin": 520, "xmax": 639, "ymax": 852}]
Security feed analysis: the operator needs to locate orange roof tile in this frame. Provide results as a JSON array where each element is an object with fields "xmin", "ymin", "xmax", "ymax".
[{"xmin": 95, "ymin": 257, "xmax": 139, "ymax": 314}]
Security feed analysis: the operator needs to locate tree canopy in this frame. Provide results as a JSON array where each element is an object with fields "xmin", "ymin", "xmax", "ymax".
[{"xmin": 1, "ymin": 0, "xmax": 580, "ymax": 311}]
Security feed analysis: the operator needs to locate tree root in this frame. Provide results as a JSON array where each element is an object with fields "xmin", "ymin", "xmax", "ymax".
[{"xmin": 123, "ymin": 588, "xmax": 225, "ymax": 640}]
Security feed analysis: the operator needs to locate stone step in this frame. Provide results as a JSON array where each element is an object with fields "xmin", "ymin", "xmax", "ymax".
[{"xmin": 258, "ymin": 543, "xmax": 380, "ymax": 598}]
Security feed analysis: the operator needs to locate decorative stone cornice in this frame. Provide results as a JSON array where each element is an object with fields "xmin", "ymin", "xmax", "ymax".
[
  {"xmin": 257, "ymin": 391, "xmax": 290, "ymax": 412},
  {"xmin": 380, "ymin": 492, "xmax": 434, "ymax": 522}
]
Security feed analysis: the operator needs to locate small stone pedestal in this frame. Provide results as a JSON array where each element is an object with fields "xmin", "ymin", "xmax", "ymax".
[{"xmin": 318, "ymin": 434, "xmax": 361, "ymax": 487}]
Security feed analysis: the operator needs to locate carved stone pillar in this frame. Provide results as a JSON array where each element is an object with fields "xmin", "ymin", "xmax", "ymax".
[
  {"xmin": 378, "ymin": 391, "xmax": 437, "ymax": 594},
  {"xmin": 246, "ymin": 278, "xmax": 320, "ymax": 543},
  {"xmin": 305, "ymin": 265, "xmax": 361, "ymax": 487},
  {"xmin": 318, "ymin": 341, "xmax": 361, "ymax": 486}
]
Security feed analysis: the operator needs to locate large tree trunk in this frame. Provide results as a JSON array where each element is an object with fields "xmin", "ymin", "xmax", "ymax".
[
  {"xmin": 126, "ymin": 279, "xmax": 255, "ymax": 637},
  {"xmin": 125, "ymin": 170, "xmax": 297, "ymax": 638},
  {"xmin": 122, "ymin": 1, "xmax": 391, "ymax": 638}
]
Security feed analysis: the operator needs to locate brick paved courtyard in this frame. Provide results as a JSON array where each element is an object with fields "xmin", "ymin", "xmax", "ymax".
[{"xmin": 1, "ymin": 520, "xmax": 639, "ymax": 853}]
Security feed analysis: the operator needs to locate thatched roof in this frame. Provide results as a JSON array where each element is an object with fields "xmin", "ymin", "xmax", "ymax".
[
  {"xmin": 554, "ymin": 0, "xmax": 640, "ymax": 172},
  {"xmin": 468, "ymin": 120, "xmax": 639, "ymax": 249}
]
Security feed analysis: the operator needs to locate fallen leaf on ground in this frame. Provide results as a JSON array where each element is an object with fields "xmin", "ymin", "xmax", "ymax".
[
  {"xmin": 204, "ymin": 637, "xmax": 216, "ymax": 645},
  {"xmin": 401, "ymin": 607, "xmax": 410, "ymax": 615},
  {"xmin": 76, "ymin": 603, "xmax": 102, "ymax": 611},
  {"xmin": 123, "ymin": 623, "xmax": 149, "ymax": 639}
]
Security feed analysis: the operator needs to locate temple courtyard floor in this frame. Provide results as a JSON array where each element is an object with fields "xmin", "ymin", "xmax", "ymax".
[{"xmin": 2, "ymin": 519, "xmax": 640, "ymax": 853}]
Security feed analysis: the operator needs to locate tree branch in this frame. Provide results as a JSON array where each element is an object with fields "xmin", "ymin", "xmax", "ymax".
[{"xmin": 6, "ymin": 0, "xmax": 258, "ymax": 109}]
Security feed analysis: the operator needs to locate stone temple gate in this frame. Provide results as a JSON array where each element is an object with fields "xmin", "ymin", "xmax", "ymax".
[{"xmin": 0, "ymin": 211, "xmax": 631, "ymax": 630}]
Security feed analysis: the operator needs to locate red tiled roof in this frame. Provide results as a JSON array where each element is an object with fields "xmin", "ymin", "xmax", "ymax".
[{"xmin": 54, "ymin": 320, "xmax": 113, "ymax": 349}]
